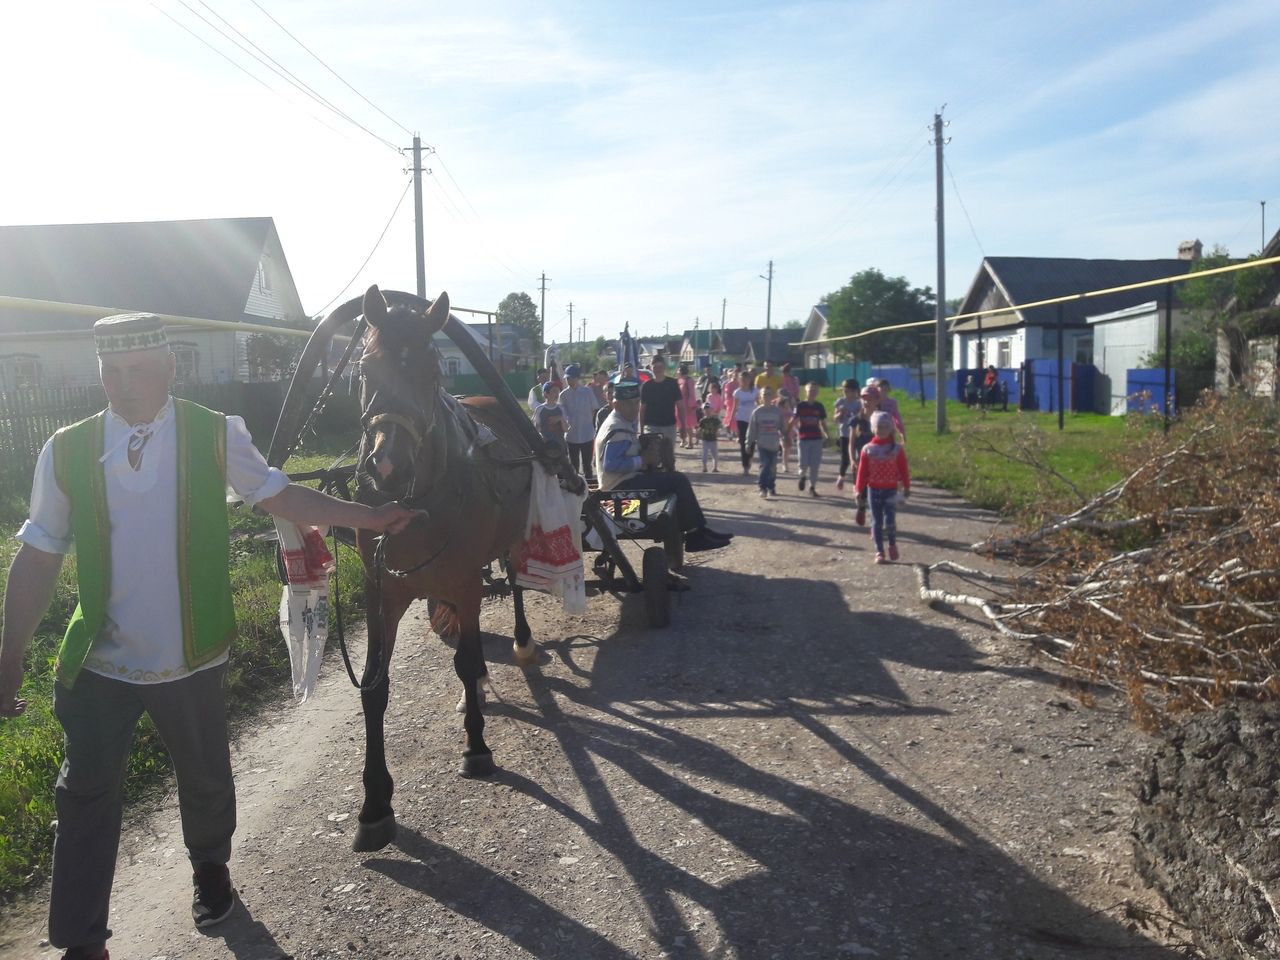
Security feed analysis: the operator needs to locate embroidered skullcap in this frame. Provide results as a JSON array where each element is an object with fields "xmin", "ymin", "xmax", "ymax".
[
  {"xmin": 93, "ymin": 313, "xmax": 169, "ymax": 355},
  {"xmin": 612, "ymin": 379, "xmax": 641, "ymax": 401}
]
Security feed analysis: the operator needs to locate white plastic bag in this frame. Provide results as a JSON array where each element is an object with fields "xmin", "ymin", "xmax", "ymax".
[
  {"xmin": 511, "ymin": 467, "xmax": 587, "ymax": 614},
  {"xmin": 275, "ymin": 521, "xmax": 335, "ymax": 701}
]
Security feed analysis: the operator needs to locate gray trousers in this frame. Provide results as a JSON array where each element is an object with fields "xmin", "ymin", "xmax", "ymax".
[
  {"xmin": 799, "ymin": 438, "xmax": 824, "ymax": 484},
  {"xmin": 50, "ymin": 663, "xmax": 236, "ymax": 950}
]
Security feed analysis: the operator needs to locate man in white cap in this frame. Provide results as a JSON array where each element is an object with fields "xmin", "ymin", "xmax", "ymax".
[
  {"xmin": 0, "ymin": 313, "xmax": 414, "ymax": 960},
  {"xmin": 595, "ymin": 379, "xmax": 732, "ymax": 552}
]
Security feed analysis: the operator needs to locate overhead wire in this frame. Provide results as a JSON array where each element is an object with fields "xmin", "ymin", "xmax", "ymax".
[
  {"xmin": 192, "ymin": 0, "xmax": 399, "ymax": 153},
  {"xmin": 200, "ymin": 2, "xmax": 531, "ymax": 284},
  {"xmin": 169, "ymin": 0, "xmax": 400, "ymax": 153},
  {"xmin": 945, "ymin": 155, "xmax": 987, "ymax": 258},
  {"xmin": 248, "ymin": 0, "xmax": 414, "ymax": 139},
  {"xmin": 313, "ymin": 177, "xmax": 414, "ymax": 316},
  {"xmin": 149, "ymin": 2, "xmax": 349, "ymax": 141}
]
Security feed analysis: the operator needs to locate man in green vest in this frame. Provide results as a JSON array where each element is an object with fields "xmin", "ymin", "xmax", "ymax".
[{"xmin": 0, "ymin": 313, "xmax": 414, "ymax": 960}]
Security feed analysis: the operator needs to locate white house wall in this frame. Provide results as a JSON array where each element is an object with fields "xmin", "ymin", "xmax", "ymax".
[
  {"xmin": 0, "ymin": 328, "xmax": 244, "ymax": 389},
  {"xmin": 954, "ymin": 326, "xmax": 1096, "ymax": 369},
  {"xmin": 1092, "ymin": 313, "xmax": 1156, "ymax": 413},
  {"xmin": 954, "ymin": 328, "xmax": 1026, "ymax": 369}
]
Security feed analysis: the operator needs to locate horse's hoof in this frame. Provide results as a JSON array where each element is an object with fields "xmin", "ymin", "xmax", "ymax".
[
  {"xmin": 512, "ymin": 639, "xmax": 538, "ymax": 666},
  {"xmin": 459, "ymin": 750, "xmax": 496, "ymax": 778},
  {"xmin": 352, "ymin": 813, "xmax": 397, "ymax": 853}
]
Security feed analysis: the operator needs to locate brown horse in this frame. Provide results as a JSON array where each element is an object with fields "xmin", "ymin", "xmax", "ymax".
[{"xmin": 348, "ymin": 285, "xmax": 540, "ymax": 852}]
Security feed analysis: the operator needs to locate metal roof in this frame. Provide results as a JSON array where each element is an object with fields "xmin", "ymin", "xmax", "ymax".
[
  {"xmin": 0, "ymin": 217, "xmax": 302, "ymax": 335},
  {"xmin": 950, "ymin": 256, "xmax": 1195, "ymax": 333}
]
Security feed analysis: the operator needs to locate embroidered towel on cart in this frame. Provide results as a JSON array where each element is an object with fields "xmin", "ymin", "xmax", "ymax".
[{"xmin": 511, "ymin": 466, "xmax": 587, "ymax": 614}]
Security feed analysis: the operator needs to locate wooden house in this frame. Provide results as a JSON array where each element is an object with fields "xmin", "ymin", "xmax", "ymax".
[
  {"xmin": 950, "ymin": 252, "xmax": 1197, "ymax": 371},
  {"xmin": 0, "ymin": 217, "xmax": 307, "ymax": 389}
]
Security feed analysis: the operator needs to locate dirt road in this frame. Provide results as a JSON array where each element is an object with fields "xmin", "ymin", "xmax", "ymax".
[{"xmin": 0, "ymin": 445, "xmax": 1190, "ymax": 959}]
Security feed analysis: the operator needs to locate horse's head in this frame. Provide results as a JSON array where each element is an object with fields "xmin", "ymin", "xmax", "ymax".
[{"xmin": 358, "ymin": 285, "xmax": 451, "ymax": 499}]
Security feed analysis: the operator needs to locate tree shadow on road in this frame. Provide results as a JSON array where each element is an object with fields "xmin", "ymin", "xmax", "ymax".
[{"xmin": 372, "ymin": 565, "xmax": 1187, "ymax": 959}]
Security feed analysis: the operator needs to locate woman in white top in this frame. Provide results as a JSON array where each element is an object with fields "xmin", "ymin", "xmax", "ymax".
[{"xmin": 732, "ymin": 369, "xmax": 758, "ymax": 474}]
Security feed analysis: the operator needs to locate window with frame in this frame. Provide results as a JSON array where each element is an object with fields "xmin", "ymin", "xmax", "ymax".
[
  {"xmin": 445, "ymin": 357, "xmax": 461, "ymax": 376},
  {"xmin": 0, "ymin": 354, "xmax": 41, "ymax": 390},
  {"xmin": 996, "ymin": 340, "xmax": 1012, "ymax": 368},
  {"xmin": 1074, "ymin": 335, "xmax": 1093, "ymax": 365},
  {"xmin": 172, "ymin": 343, "xmax": 199, "ymax": 382}
]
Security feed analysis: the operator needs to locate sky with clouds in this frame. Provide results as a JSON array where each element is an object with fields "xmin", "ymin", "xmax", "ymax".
[{"xmin": 2, "ymin": 0, "xmax": 1276, "ymax": 344}]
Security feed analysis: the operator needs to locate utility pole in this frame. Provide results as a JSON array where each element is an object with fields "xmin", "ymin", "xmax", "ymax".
[
  {"xmin": 405, "ymin": 134, "xmax": 432, "ymax": 298},
  {"xmin": 567, "ymin": 302, "xmax": 574, "ymax": 348},
  {"xmin": 1263, "ymin": 201, "xmax": 1268, "ymax": 252},
  {"xmin": 760, "ymin": 260, "xmax": 774, "ymax": 363},
  {"xmin": 538, "ymin": 273, "xmax": 551, "ymax": 350},
  {"xmin": 932, "ymin": 109, "xmax": 949, "ymax": 434},
  {"xmin": 721, "ymin": 298, "xmax": 726, "ymax": 331}
]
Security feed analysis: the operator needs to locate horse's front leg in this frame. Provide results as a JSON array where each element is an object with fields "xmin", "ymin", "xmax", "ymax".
[
  {"xmin": 510, "ymin": 581, "xmax": 538, "ymax": 666},
  {"xmin": 353, "ymin": 581, "xmax": 410, "ymax": 853},
  {"xmin": 455, "ymin": 585, "xmax": 496, "ymax": 778}
]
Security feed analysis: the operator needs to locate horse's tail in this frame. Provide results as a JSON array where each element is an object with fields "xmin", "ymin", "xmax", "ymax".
[{"xmin": 430, "ymin": 598, "xmax": 461, "ymax": 641}]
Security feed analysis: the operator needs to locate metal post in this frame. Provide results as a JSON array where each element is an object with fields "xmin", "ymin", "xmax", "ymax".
[
  {"xmin": 761, "ymin": 260, "xmax": 774, "ymax": 363},
  {"xmin": 933, "ymin": 111, "xmax": 947, "ymax": 432},
  {"xmin": 1163, "ymin": 282, "xmax": 1173, "ymax": 434},
  {"xmin": 487, "ymin": 311, "xmax": 494, "ymax": 364},
  {"xmin": 1056, "ymin": 302, "xmax": 1065, "ymax": 432},
  {"xmin": 412, "ymin": 135, "xmax": 425, "ymax": 298}
]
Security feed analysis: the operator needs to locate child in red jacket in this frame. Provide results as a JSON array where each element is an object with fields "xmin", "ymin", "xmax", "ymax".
[{"xmin": 854, "ymin": 411, "xmax": 910, "ymax": 563}]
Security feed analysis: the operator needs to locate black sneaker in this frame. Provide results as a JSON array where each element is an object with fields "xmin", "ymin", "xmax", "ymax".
[
  {"xmin": 799, "ymin": 476, "xmax": 806, "ymax": 491},
  {"xmin": 192, "ymin": 862, "xmax": 235, "ymax": 929},
  {"xmin": 60, "ymin": 948, "xmax": 108, "ymax": 960}
]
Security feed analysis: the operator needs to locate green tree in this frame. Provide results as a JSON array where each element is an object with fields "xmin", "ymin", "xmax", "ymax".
[
  {"xmin": 245, "ymin": 333, "xmax": 301, "ymax": 381},
  {"xmin": 823, "ymin": 268, "xmax": 935, "ymax": 364},
  {"xmin": 561, "ymin": 336, "xmax": 611, "ymax": 371},
  {"xmin": 496, "ymin": 292, "xmax": 542, "ymax": 349},
  {"xmin": 1141, "ymin": 245, "xmax": 1268, "ymax": 371}
]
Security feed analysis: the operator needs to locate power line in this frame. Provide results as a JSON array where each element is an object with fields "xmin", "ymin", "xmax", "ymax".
[
  {"xmin": 193, "ymin": 0, "xmax": 399, "ymax": 152},
  {"xmin": 313, "ymin": 177, "xmax": 414, "ymax": 316},
  {"xmin": 149, "ymin": 2, "xmax": 348, "ymax": 141},
  {"xmin": 418, "ymin": 175, "xmax": 525, "ymax": 282},
  {"xmin": 249, "ymin": 0, "xmax": 413, "ymax": 139},
  {"xmin": 168, "ymin": 0, "xmax": 400, "ymax": 153},
  {"xmin": 432, "ymin": 152, "xmax": 484, "ymax": 222},
  {"xmin": 945, "ymin": 155, "xmax": 986, "ymax": 258}
]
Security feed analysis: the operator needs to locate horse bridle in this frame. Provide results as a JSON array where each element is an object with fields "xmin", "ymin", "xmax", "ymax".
[{"xmin": 359, "ymin": 353, "xmax": 437, "ymax": 501}]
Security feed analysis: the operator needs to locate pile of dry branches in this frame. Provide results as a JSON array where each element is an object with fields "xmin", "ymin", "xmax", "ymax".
[{"xmin": 918, "ymin": 392, "xmax": 1280, "ymax": 727}]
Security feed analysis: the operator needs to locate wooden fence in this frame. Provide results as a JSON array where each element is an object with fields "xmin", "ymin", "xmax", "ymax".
[{"xmin": 0, "ymin": 381, "xmax": 292, "ymax": 483}]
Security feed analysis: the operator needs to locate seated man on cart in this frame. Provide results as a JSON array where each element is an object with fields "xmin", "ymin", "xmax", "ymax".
[{"xmin": 594, "ymin": 379, "xmax": 733, "ymax": 552}]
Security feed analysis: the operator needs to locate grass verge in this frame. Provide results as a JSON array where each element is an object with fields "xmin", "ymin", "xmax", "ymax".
[{"xmin": 817, "ymin": 387, "xmax": 1148, "ymax": 519}]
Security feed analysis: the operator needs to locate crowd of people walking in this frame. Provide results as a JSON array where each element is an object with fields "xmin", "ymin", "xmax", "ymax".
[{"xmin": 529, "ymin": 356, "xmax": 912, "ymax": 564}]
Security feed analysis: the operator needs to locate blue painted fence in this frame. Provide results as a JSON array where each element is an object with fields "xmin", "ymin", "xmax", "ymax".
[
  {"xmin": 796, "ymin": 361, "xmax": 873, "ymax": 388},
  {"xmin": 1013, "ymin": 360, "xmax": 1101, "ymax": 413},
  {"xmin": 1126, "ymin": 369, "xmax": 1176, "ymax": 415}
]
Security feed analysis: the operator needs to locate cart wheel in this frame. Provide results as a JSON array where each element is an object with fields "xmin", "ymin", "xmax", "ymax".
[
  {"xmin": 662, "ymin": 522, "xmax": 684, "ymax": 571},
  {"xmin": 642, "ymin": 547, "xmax": 671, "ymax": 628}
]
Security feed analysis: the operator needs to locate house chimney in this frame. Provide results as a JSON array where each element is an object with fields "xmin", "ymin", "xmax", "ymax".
[{"xmin": 1178, "ymin": 239, "xmax": 1203, "ymax": 261}]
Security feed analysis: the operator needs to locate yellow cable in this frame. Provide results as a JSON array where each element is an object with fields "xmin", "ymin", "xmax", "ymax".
[{"xmin": 790, "ymin": 254, "xmax": 1280, "ymax": 347}]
